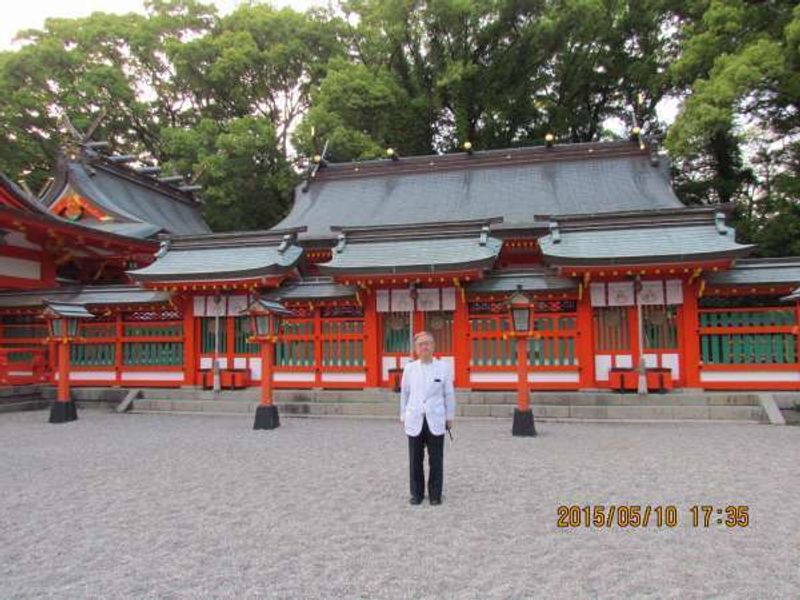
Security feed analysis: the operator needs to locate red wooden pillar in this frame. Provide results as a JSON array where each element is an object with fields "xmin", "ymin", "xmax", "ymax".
[
  {"xmin": 512, "ymin": 331, "xmax": 536, "ymax": 436},
  {"xmin": 40, "ymin": 252, "xmax": 56, "ymax": 286},
  {"xmin": 225, "ymin": 312, "xmax": 235, "ymax": 369},
  {"xmin": 260, "ymin": 341, "xmax": 274, "ymax": 405},
  {"xmin": 629, "ymin": 304, "xmax": 641, "ymax": 369},
  {"xmin": 682, "ymin": 279, "xmax": 701, "ymax": 388},
  {"xmin": 57, "ymin": 340, "xmax": 70, "ymax": 402},
  {"xmin": 364, "ymin": 291, "xmax": 380, "ymax": 387},
  {"xmin": 182, "ymin": 297, "xmax": 196, "ymax": 386},
  {"xmin": 253, "ymin": 337, "xmax": 280, "ymax": 429},
  {"xmin": 49, "ymin": 336, "xmax": 77, "ymax": 423},
  {"xmin": 576, "ymin": 291, "xmax": 594, "ymax": 388},
  {"xmin": 47, "ymin": 336, "xmax": 58, "ymax": 384},
  {"xmin": 795, "ymin": 300, "xmax": 800, "ymax": 371},
  {"xmin": 114, "ymin": 311, "xmax": 123, "ymax": 385},
  {"xmin": 313, "ymin": 304, "xmax": 322, "ymax": 386},
  {"xmin": 453, "ymin": 286, "xmax": 470, "ymax": 388},
  {"xmin": 0, "ymin": 322, "xmax": 5, "ymax": 386},
  {"xmin": 516, "ymin": 335, "xmax": 529, "ymax": 410}
]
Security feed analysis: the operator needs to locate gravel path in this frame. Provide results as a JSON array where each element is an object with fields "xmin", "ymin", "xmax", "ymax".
[{"xmin": 1, "ymin": 411, "xmax": 798, "ymax": 599}]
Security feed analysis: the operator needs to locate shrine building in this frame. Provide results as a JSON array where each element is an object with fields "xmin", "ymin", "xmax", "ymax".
[{"xmin": 1, "ymin": 139, "xmax": 799, "ymax": 393}]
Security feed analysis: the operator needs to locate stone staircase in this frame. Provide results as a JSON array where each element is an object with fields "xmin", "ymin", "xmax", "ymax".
[
  {"xmin": 0, "ymin": 385, "xmax": 48, "ymax": 414},
  {"xmin": 123, "ymin": 387, "xmax": 770, "ymax": 423},
  {"xmin": 0, "ymin": 385, "xmax": 773, "ymax": 423}
]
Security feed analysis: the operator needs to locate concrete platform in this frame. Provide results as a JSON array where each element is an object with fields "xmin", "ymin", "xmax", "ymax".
[
  {"xmin": 0, "ymin": 385, "xmax": 48, "ymax": 414},
  {"xmin": 122, "ymin": 388, "xmax": 770, "ymax": 423},
  {"xmin": 1, "ymin": 385, "xmax": 784, "ymax": 423}
]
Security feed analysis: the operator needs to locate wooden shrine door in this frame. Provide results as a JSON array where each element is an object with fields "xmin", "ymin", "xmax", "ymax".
[
  {"xmin": 590, "ymin": 280, "xmax": 684, "ymax": 388},
  {"xmin": 592, "ymin": 305, "xmax": 638, "ymax": 383},
  {"xmin": 640, "ymin": 304, "xmax": 683, "ymax": 385},
  {"xmin": 194, "ymin": 294, "xmax": 260, "ymax": 388},
  {"xmin": 377, "ymin": 287, "xmax": 456, "ymax": 386}
]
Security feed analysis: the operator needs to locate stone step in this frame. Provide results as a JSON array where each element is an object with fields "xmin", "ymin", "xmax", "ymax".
[
  {"xmin": 0, "ymin": 399, "xmax": 48, "ymax": 414},
  {"xmin": 0, "ymin": 385, "xmax": 767, "ymax": 422},
  {"xmin": 42, "ymin": 387, "xmax": 129, "ymax": 403},
  {"xmin": 0, "ymin": 384, "xmax": 43, "ymax": 399},
  {"xmin": 133, "ymin": 399, "xmax": 399, "ymax": 416},
  {"xmin": 0, "ymin": 385, "xmax": 47, "ymax": 414},
  {"xmin": 133, "ymin": 387, "xmax": 763, "ymax": 407},
  {"xmin": 523, "ymin": 392, "xmax": 762, "ymax": 407},
  {"xmin": 130, "ymin": 398, "xmax": 766, "ymax": 422}
]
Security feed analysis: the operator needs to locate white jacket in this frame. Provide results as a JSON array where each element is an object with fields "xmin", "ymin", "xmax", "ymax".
[{"xmin": 399, "ymin": 358, "xmax": 456, "ymax": 436}]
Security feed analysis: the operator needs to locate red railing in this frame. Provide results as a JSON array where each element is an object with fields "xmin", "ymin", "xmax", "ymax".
[{"xmin": 0, "ymin": 346, "xmax": 48, "ymax": 385}]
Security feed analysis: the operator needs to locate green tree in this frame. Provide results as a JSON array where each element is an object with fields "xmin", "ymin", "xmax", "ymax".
[
  {"xmin": 297, "ymin": 0, "xmax": 680, "ymax": 160},
  {"xmin": 293, "ymin": 60, "xmax": 427, "ymax": 160},
  {"xmin": 0, "ymin": 0, "xmax": 329, "ymax": 231},
  {"xmin": 0, "ymin": 0, "xmax": 216, "ymax": 191},
  {"xmin": 161, "ymin": 117, "xmax": 297, "ymax": 231},
  {"xmin": 169, "ymin": 3, "xmax": 345, "ymax": 154},
  {"xmin": 665, "ymin": 1, "xmax": 800, "ymax": 256}
]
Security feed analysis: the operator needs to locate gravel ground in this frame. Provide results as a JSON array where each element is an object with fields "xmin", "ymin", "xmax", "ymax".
[{"xmin": 0, "ymin": 410, "xmax": 798, "ymax": 600}]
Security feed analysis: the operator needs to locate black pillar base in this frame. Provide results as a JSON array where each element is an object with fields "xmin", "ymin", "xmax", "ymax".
[
  {"xmin": 253, "ymin": 405, "xmax": 280, "ymax": 430},
  {"xmin": 49, "ymin": 400, "xmax": 78, "ymax": 424},
  {"xmin": 512, "ymin": 408, "xmax": 536, "ymax": 437}
]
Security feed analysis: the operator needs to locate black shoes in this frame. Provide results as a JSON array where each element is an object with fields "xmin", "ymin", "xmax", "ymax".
[{"xmin": 408, "ymin": 496, "xmax": 442, "ymax": 505}]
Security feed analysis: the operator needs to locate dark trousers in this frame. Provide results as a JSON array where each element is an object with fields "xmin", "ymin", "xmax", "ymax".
[{"xmin": 408, "ymin": 416, "xmax": 444, "ymax": 501}]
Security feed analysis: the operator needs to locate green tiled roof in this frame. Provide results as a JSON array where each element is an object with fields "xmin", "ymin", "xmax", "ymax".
[
  {"xmin": 707, "ymin": 258, "xmax": 800, "ymax": 286},
  {"xmin": 128, "ymin": 231, "xmax": 304, "ymax": 282},
  {"xmin": 44, "ymin": 301, "xmax": 95, "ymax": 318},
  {"xmin": 275, "ymin": 141, "xmax": 681, "ymax": 240},
  {"xmin": 318, "ymin": 236, "xmax": 502, "ymax": 275},
  {"xmin": 1, "ymin": 172, "xmax": 49, "ymax": 213},
  {"xmin": 78, "ymin": 221, "xmax": 164, "ymax": 239},
  {"xmin": 0, "ymin": 286, "xmax": 171, "ymax": 308},
  {"xmin": 540, "ymin": 219, "xmax": 752, "ymax": 265},
  {"xmin": 466, "ymin": 268, "xmax": 576, "ymax": 293},
  {"xmin": 41, "ymin": 152, "xmax": 210, "ymax": 238},
  {"xmin": 261, "ymin": 278, "xmax": 358, "ymax": 300}
]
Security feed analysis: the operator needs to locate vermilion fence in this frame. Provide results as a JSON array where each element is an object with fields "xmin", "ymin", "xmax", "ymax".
[
  {"xmin": 467, "ymin": 299, "xmax": 579, "ymax": 389},
  {"xmin": 698, "ymin": 296, "xmax": 800, "ymax": 390},
  {"xmin": 0, "ymin": 310, "xmax": 185, "ymax": 387}
]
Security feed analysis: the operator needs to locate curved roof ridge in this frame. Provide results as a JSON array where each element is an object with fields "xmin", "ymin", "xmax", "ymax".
[{"xmin": 274, "ymin": 141, "xmax": 682, "ymax": 240}]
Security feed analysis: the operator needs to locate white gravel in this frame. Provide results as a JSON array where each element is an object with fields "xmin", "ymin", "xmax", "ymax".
[{"xmin": 0, "ymin": 410, "xmax": 798, "ymax": 599}]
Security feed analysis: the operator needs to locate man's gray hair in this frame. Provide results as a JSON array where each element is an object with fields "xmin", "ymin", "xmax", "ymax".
[{"xmin": 413, "ymin": 331, "xmax": 435, "ymax": 344}]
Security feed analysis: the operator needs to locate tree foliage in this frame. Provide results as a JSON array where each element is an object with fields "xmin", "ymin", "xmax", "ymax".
[
  {"xmin": 0, "ymin": 0, "xmax": 799, "ymax": 247},
  {"xmin": 294, "ymin": 0, "xmax": 680, "ymax": 158},
  {"xmin": 666, "ymin": 1, "xmax": 800, "ymax": 255}
]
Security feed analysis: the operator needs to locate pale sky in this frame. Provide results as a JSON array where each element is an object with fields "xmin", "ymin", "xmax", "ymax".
[
  {"xmin": 1, "ymin": 0, "xmax": 678, "ymax": 125},
  {"xmin": 0, "ymin": 0, "xmax": 327, "ymax": 49}
]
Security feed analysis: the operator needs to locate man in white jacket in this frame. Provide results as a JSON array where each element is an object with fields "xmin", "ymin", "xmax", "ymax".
[{"xmin": 400, "ymin": 331, "xmax": 456, "ymax": 505}]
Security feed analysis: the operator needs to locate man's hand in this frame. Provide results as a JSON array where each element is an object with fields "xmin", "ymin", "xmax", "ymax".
[{"xmin": 446, "ymin": 419, "xmax": 453, "ymax": 430}]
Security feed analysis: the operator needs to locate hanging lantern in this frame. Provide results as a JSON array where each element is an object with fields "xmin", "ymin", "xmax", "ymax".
[
  {"xmin": 508, "ymin": 291, "xmax": 531, "ymax": 334},
  {"xmin": 42, "ymin": 302, "xmax": 94, "ymax": 339},
  {"xmin": 243, "ymin": 299, "xmax": 293, "ymax": 340}
]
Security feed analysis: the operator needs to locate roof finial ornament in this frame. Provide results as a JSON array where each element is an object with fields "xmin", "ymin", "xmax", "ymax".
[
  {"xmin": 715, "ymin": 212, "xmax": 727, "ymax": 235},
  {"xmin": 277, "ymin": 233, "xmax": 293, "ymax": 254},
  {"xmin": 155, "ymin": 237, "xmax": 171, "ymax": 259},
  {"xmin": 630, "ymin": 98, "xmax": 646, "ymax": 150},
  {"xmin": 302, "ymin": 139, "xmax": 329, "ymax": 193},
  {"xmin": 549, "ymin": 220, "xmax": 561, "ymax": 244},
  {"xmin": 334, "ymin": 232, "xmax": 347, "ymax": 253},
  {"xmin": 60, "ymin": 108, "xmax": 108, "ymax": 157},
  {"xmin": 479, "ymin": 225, "xmax": 490, "ymax": 246}
]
